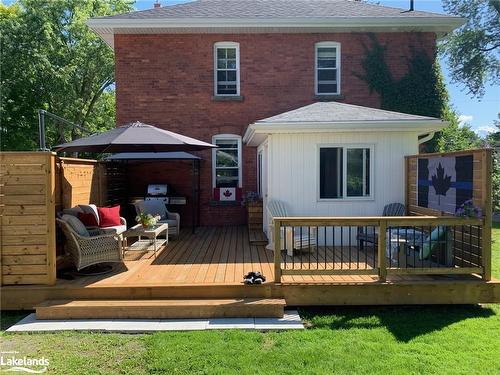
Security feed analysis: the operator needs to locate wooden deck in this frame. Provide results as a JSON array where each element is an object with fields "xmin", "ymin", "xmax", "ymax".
[
  {"xmin": 55, "ymin": 225, "xmax": 472, "ymax": 286},
  {"xmin": 2, "ymin": 226, "xmax": 499, "ymax": 310}
]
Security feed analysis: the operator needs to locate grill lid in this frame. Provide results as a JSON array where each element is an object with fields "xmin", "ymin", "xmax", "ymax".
[{"xmin": 146, "ymin": 184, "xmax": 168, "ymax": 196}]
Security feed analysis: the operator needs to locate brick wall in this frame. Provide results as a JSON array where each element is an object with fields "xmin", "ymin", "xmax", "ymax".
[{"xmin": 114, "ymin": 32, "xmax": 436, "ymax": 226}]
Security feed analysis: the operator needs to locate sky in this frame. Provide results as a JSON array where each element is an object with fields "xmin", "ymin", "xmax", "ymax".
[{"xmin": 132, "ymin": 0, "xmax": 499, "ymax": 136}]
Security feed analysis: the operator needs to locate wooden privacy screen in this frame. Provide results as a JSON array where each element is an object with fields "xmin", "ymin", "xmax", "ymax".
[
  {"xmin": 0, "ymin": 152, "xmax": 57, "ymax": 285},
  {"xmin": 405, "ymin": 149, "xmax": 492, "ymax": 279},
  {"xmin": 1, "ymin": 152, "xmax": 127, "ymax": 286},
  {"xmin": 57, "ymin": 157, "xmax": 107, "ymax": 210},
  {"xmin": 405, "ymin": 149, "xmax": 491, "ymax": 217}
]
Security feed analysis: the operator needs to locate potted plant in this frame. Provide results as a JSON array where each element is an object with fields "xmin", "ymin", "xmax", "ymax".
[
  {"xmin": 242, "ymin": 192, "xmax": 263, "ymax": 230},
  {"xmin": 135, "ymin": 213, "xmax": 161, "ymax": 229}
]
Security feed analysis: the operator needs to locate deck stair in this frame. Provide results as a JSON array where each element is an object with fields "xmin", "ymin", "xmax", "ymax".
[
  {"xmin": 248, "ymin": 229, "xmax": 268, "ymax": 246},
  {"xmin": 35, "ymin": 298, "xmax": 286, "ymax": 320}
]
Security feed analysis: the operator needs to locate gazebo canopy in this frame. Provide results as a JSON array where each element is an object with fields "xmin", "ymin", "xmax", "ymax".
[
  {"xmin": 53, "ymin": 121, "xmax": 216, "ymax": 153},
  {"xmin": 106, "ymin": 152, "xmax": 201, "ymax": 161}
]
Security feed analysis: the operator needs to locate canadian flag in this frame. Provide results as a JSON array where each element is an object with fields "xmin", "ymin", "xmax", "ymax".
[{"xmin": 213, "ymin": 187, "xmax": 242, "ymax": 201}]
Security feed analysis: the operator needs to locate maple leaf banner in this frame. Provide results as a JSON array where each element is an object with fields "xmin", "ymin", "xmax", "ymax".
[
  {"xmin": 213, "ymin": 187, "xmax": 242, "ymax": 201},
  {"xmin": 417, "ymin": 155, "xmax": 473, "ymax": 214}
]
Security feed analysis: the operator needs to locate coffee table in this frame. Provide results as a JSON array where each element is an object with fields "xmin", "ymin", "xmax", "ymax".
[{"xmin": 122, "ymin": 223, "xmax": 169, "ymax": 258}]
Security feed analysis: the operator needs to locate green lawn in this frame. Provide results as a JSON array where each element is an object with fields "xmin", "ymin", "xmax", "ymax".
[{"xmin": 2, "ymin": 225, "xmax": 500, "ymax": 375}]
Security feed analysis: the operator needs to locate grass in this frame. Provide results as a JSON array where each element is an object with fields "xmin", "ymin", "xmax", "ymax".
[{"xmin": 1, "ymin": 224, "xmax": 499, "ymax": 375}]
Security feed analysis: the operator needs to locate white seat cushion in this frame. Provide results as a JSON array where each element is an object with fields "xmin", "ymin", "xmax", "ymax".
[{"xmin": 100, "ymin": 225, "xmax": 127, "ymax": 235}]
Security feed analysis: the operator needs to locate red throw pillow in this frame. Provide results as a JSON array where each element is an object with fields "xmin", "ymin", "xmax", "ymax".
[
  {"xmin": 97, "ymin": 205, "xmax": 121, "ymax": 227},
  {"xmin": 77, "ymin": 212, "xmax": 98, "ymax": 227}
]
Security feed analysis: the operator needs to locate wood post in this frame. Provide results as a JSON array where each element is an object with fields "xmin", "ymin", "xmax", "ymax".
[
  {"xmin": 274, "ymin": 219, "xmax": 282, "ymax": 283},
  {"xmin": 378, "ymin": 220, "xmax": 387, "ymax": 281},
  {"xmin": 46, "ymin": 153, "xmax": 57, "ymax": 285},
  {"xmin": 481, "ymin": 150, "xmax": 492, "ymax": 281}
]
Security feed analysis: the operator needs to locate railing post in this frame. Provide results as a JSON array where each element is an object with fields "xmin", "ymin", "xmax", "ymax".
[
  {"xmin": 378, "ymin": 220, "xmax": 387, "ymax": 281},
  {"xmin": 274, "ymin": 219, "xmax": 282, "ymax": 283},
  {"xmin": 481, "ymin": 150, "xmax": 492, "ymax": 281}
]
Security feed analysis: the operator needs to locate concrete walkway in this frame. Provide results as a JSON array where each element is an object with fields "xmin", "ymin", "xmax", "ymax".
[{"xmin": 6, "ymin": 310, "xmax": 304, "ymax": 333}]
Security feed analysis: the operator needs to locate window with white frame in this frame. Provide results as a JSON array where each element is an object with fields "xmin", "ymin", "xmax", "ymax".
[
  {"xmin": 214, "ymin": 42, "xmax": 240, "ymax": 96},
  {"xmin": 212, "ymin": 135, "xmax": 242, "ymax": 188},
  {"xmin": 319, "ymin": 146, "xmax": 372, "ymax": 199},
  {"xmin": 315, "ymin": 42, "xmax": 341, "ymax": 95}
]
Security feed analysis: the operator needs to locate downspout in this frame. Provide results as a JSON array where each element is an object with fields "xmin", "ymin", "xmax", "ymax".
[{"xmin": 418, "ymin": 132, "xmax": 435, "ymax": 145}]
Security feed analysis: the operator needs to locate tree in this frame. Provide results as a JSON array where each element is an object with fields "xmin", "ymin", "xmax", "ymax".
[
  {"xmin": 441, "ymin": 0, "xmax": 500, "ymax": 97},
  {"xmin": 486, "ymin": 113, "xmax": 500, "ymax": 148},
  {"xmin": 436, "ymin": 115, "xmax": 482, "ymax": 152},
  {"xmin": 485, "ymin": 114, "xmax": 500, "ymax": 213},
  {"xmin": 0, "ymin": 0, "xmax": 133, "ymax": 151}
]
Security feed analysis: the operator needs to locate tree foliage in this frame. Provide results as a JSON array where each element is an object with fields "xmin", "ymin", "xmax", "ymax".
[
  {"xmin": 0, "ymin": 0, "xmax": 133, "ymax": 151},
  {"xmin": 485, "ymin": 114, "xmax": 500, "ymax": 213},
  {"xmin": 441, "ymin": 0, "xmax": 500, "ymax": 97}
]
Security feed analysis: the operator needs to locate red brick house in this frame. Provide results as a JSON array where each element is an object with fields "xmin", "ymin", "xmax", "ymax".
[{"xmin": 87, "ymin": 0, "xmax": 462, "ymax": 227}]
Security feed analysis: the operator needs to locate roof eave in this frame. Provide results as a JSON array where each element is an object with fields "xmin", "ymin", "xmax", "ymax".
[
  {"xmin": 87, "ymin": 16, "xmax": 465, "ymax": 48},
  {"xmin": 244, "ymin": 119, "xmax": 447, "ymax": 146}
]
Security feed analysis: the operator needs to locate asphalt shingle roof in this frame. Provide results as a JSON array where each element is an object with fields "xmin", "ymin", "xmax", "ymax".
[
  {"xmin": 255, "ymin": 102, "xmax": 439, "ymax": 124},
  {"xmin": 100, "ymin": 0, "xmax": 451, "ymax": 20}
]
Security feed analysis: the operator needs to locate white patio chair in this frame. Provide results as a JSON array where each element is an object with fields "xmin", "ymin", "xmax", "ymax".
[{"xmin": 266, "ymin": 200, "xmax": 317, "ymax": 256}]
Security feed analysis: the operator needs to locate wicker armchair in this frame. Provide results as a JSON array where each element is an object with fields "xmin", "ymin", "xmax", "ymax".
[{"xmin": 57, "ymin": 217, "xmax": 123, "ymax": 271}]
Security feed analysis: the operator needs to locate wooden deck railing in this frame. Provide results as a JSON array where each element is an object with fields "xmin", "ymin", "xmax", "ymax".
[{"xmin": 272, "ymin": 216, "xmax": 488, "ymax": 283}]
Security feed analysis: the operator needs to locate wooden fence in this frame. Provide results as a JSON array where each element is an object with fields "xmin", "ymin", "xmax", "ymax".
[
  {"xmin": 1, "ymin": 152, "xmax": 57, "ymax": 285},
  {"xmin": 1, "ymin": 152, "xmax": 127, "ymax": 286}
]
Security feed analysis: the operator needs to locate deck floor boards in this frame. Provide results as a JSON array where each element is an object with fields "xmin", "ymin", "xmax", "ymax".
[{"xmin": 52, "ymin": 225, "xmax": 480, "ymax": 287}]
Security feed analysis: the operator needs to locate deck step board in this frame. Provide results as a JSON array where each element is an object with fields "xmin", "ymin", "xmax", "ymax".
[
  {"xmin": 35, "ymin": 298, "xmax": 286, "ymax": 320},
  {"xmin": 248, "ymin": 229, "xmax": 268, "ymax": 245}
]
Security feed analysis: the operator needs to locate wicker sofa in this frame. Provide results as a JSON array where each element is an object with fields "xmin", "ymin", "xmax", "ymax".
[
  {"xmin": 57, "ymin": 215, "xmax": 123, "ymax": 271},
  {"xmin": 60, "ymin": 204, "xmax": 127, "ymax": 235}
]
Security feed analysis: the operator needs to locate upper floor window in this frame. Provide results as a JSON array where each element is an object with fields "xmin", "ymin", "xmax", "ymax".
[
  {"xmin": 212, "ymin": 134, "xmax": 242, "ymax": 188},
  {"xmin": 315, "ymin": 42, "xmax": 341, "ymax": 95},
  {"xmin": 214, "ymin": 42, "xmax": 240, "ymax": 96}
]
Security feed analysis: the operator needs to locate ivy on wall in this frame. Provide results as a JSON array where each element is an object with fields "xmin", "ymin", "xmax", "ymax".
[{"xmin": 355, "ymin": 35, "xmax": 452, "ymax": 152}]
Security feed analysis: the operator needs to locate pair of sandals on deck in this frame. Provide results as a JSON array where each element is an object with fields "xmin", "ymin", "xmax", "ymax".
[{"xmin": 243, "ymin": 271, "xmax": 266, "ymax": 285}]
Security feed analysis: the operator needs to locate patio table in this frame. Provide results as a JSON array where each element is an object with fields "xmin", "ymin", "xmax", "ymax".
[{"xmin": 122, "ymin": 223, "xmax": 169, "ymax": 258}]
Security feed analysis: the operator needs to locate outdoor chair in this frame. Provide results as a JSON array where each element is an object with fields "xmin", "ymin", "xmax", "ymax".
[
  {"xmin": 133, "ymin": 200, "xmax": 180, "ymax": 238},
  {"xmin": 266, "ymin": 199, "xmax": 317, "ymax": 256},
  {"xmin": 57, "ymin": 215, "xmax": 123, "ymax": 271},
  {"xmin": 357, "ymin": 203, "xmax": 406, "ymax": 250}
]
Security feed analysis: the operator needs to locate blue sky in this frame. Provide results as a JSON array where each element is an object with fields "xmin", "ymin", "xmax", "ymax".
[{"xmin": 133, "ymin": 0, "xmax": 499, "ymax": 136}]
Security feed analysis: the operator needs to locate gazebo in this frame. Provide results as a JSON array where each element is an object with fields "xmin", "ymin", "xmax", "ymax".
[{"xmin": 53, "ymin": 122, "xmax": 216, "ymax": 232}]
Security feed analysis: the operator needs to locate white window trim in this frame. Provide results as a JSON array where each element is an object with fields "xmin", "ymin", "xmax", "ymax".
[
  {"xmin": 214, "ymin": 41, "xmax": 240, "ymax": 96},
  {"xmin": 314, "ymin": 41, "xmax": 341, "ymax": 96},
  {"xmin": 212, "ymin": 134, "xmax": 243, "ymax": 189},
  {"xmin": 317, "ymin": 144, "xmax": 374, "ymax": 202}
]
